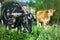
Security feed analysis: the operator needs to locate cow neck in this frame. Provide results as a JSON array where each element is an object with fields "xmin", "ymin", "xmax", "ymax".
[
  {"xmin": 48, "ymin": 10, "xmax": 51, "ymax": 16},
  {"xmin": 48, "ymin": 10, "xmax": 51, "ymax": 19}
]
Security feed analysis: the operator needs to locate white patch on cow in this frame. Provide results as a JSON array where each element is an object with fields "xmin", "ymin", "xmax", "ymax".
[
  {"xmin": 1, "ymin": 20, "xmax": 3, "ymax": 24},
  {"xmin": 7, "ymin": 13, "xmax": 10, "ymax": 15},
  {"xmin": 28, "ymin": 14, "xmax": 32, "ymax": 19},
  {"xmin": 11, "ymin": 25, "xmax": 14, "ymax": 27},
  {"xmin": 28, "ymin": 16, "xmax": 31, "ymax": 19},
  {"xmin": 11, "ymin": 13, "xmax": 22, "ymax": 16},
  {"xmin": 7, "ymin": 13, "xmax": 22, "ymax": 16}
]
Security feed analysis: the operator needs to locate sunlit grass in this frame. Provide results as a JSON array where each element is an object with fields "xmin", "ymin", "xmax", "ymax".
[{"xmin": 0, "ymin": 24, "xmax": 60, "ymax": 40}]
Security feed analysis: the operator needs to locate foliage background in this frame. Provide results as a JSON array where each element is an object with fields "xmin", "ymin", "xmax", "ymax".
[{"xmin": 29, "ymin": 0, "xmax": 60, "ymax": 25}]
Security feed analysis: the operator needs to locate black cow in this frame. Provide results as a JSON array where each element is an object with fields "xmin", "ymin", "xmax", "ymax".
[{"xmin": 2, "ymin": 2, "xmax": 35, "ymax": 33}]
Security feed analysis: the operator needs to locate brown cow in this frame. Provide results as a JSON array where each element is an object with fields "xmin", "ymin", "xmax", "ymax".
[{"xmin": 36, "ymin": 9, "xmax": 56, "ymax": 28}]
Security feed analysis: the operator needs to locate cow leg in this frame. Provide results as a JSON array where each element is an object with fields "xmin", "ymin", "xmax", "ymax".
[
  {"xmin": 7, "ymin": 25, "xmax": 9, "ymax": 30},
  {"xmin": 43, "ymin": 22, "xmax": 46, "ymax": 28},
  {"xmin": 37, "ymin": 21, "xmax": 41, "ymax": 27},
  {"xmin": 6, "ymin": 25, "xmax": 11, "ymax": 30},
  {"xmin": 0, "ymin": 18, "xmax": 3, "ymax": 24},
  {"xmin": 43, "ymin": 21, "xmax": 48, "ymax": 29}
]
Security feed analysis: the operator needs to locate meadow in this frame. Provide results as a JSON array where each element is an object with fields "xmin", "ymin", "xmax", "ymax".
[{"xmin": 0, "ymin": 23, "xmax": 60, "ymax": 40}]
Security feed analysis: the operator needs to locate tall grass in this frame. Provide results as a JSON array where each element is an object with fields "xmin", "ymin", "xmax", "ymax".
[{"xmin": 0, "ymin": 24, "xmax": 60, "ymax": 40}]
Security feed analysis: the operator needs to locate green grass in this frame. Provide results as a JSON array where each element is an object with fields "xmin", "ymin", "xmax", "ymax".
[{"xmin": 0, "ymin": 24, "xmax": 60, "ymax": 40}]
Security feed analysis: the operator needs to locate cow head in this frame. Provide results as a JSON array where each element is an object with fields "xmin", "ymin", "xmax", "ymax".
[
  {"xmin": 7, "ymin": 15, "xmax": 16, "ymax": 25},
  {"xmin": 48, "ymin": 9, "xmax": 56, "ymax": 16}
]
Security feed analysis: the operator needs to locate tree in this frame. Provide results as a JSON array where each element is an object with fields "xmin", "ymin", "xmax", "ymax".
[{"xmin": 2, "ymin": 0, "xmax": 19, "ymax": 9}]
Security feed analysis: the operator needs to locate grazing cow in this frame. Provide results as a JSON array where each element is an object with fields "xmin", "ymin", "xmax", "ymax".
[
  {"xmin": 36, "ymin": 9, "xmax": 56, "ymax": 27},
  {"xmin": 2, "ymin": 2, "xmax": 35, "ymax": 33}
]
